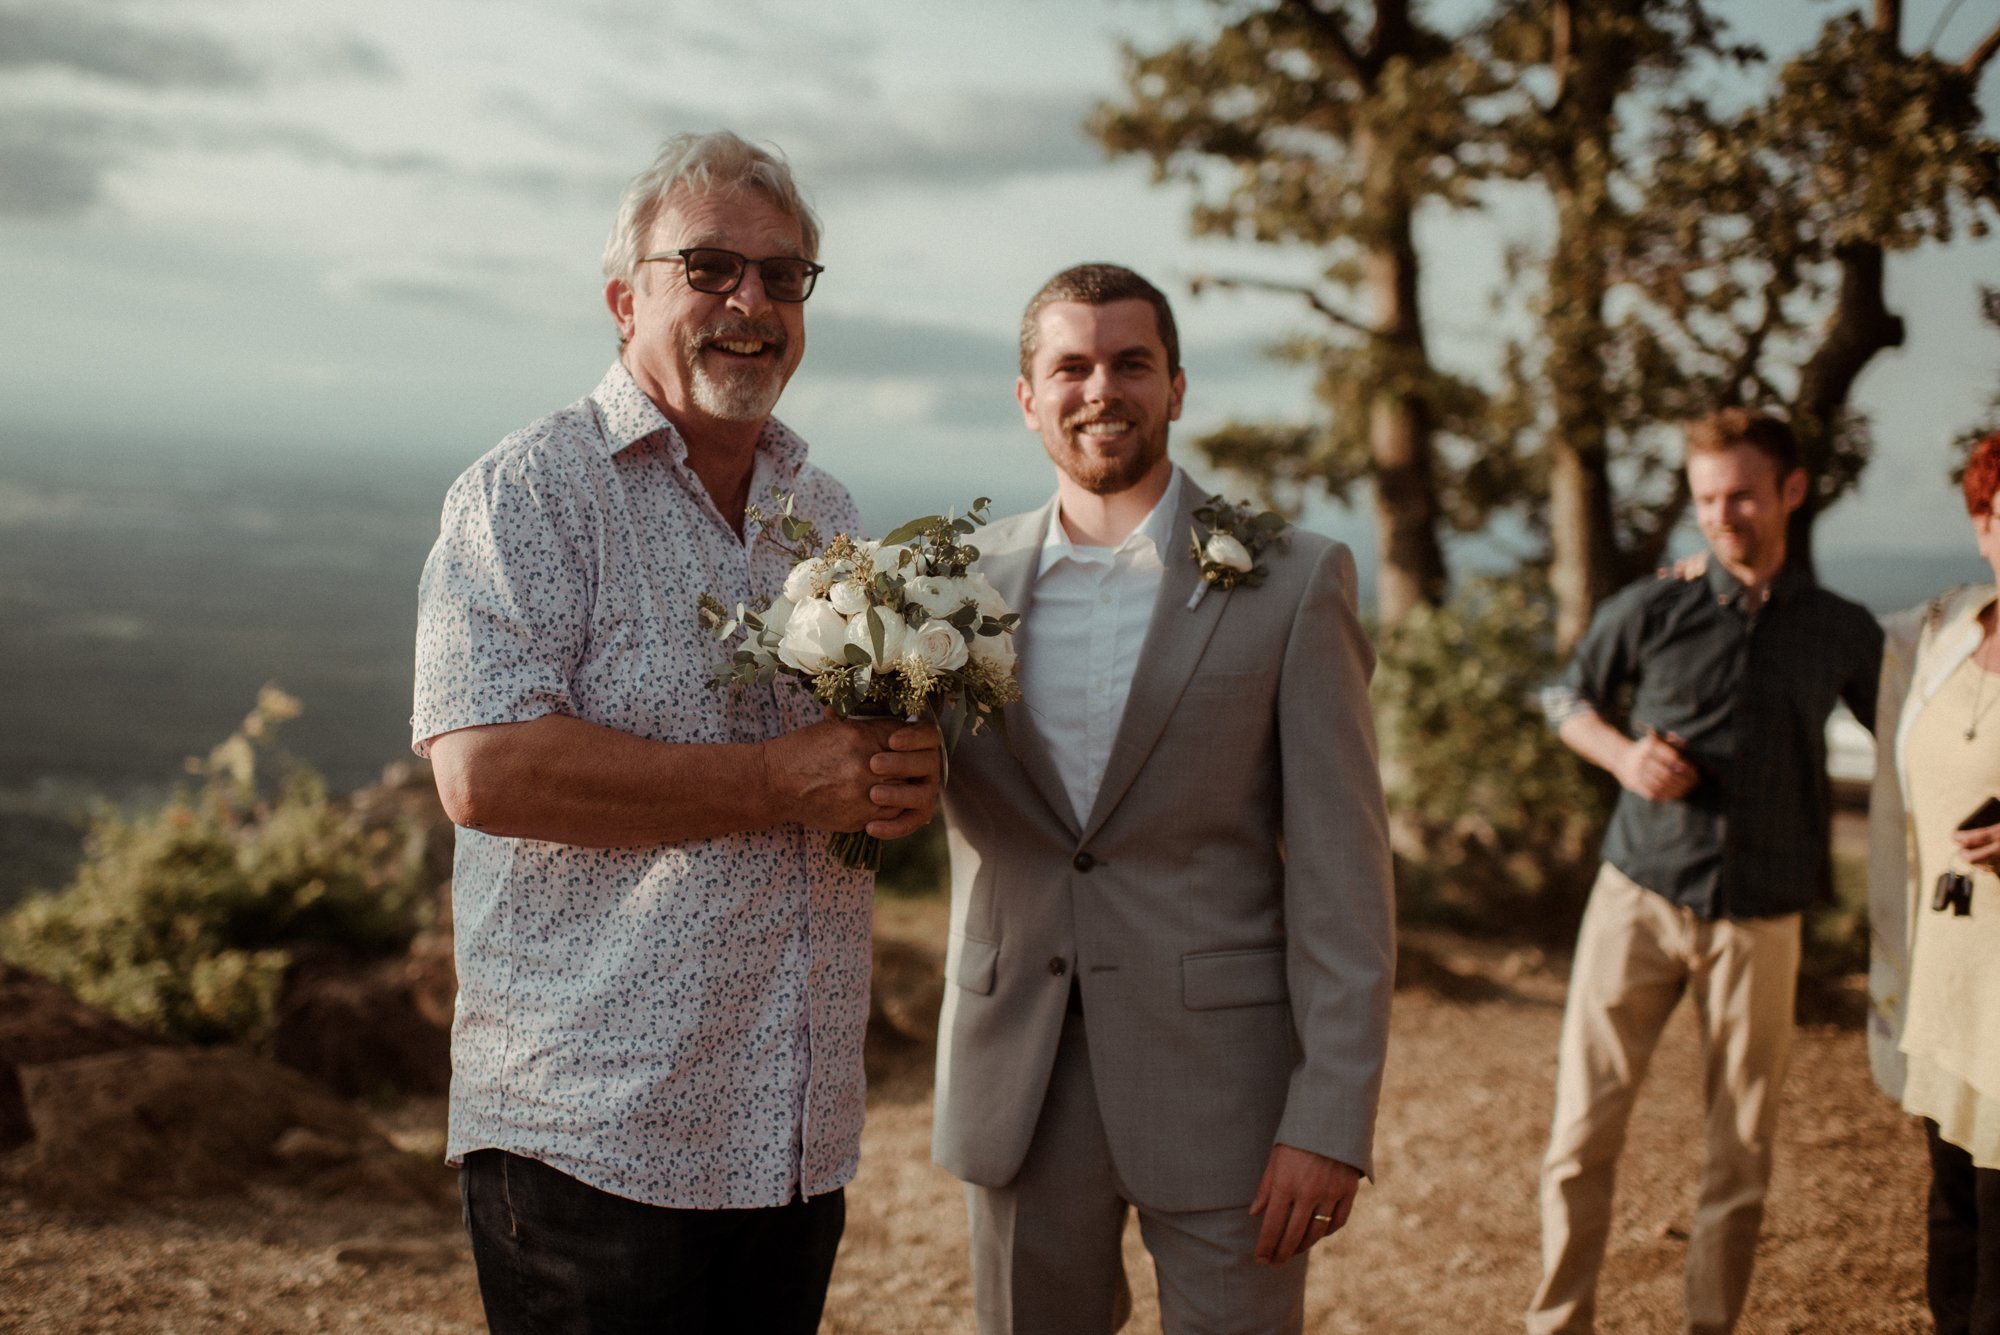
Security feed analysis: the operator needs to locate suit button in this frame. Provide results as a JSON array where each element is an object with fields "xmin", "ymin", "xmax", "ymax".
[
  {"xmin": 1049, "ymin": 957, "xmax": 1067, "ymax": 977},
  {"xmin": 1073, "ymin": 852, "xmax": 1096, "ymax": 872}
]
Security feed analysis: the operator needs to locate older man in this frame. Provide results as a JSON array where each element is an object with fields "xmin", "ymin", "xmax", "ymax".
[
  {"xmin": 931, "ymin": 264, "xmax": 1396, "ymax": 1334},
  {"xmin": 412, "ymin": 131, "xmax": 939, "ymax": 1335}
]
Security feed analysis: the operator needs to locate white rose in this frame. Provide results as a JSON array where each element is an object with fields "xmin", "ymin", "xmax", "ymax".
[
  {"xmin": 905, "ymin": 574, "xmax": 972, "ymax": 619},
  {"xmin": 1203, "ymin": 533, "xmax": 1254, "ymax": 572},
  {"xmin": 759, "ymin": 595, "xmax": 796, "ymax": 637},
  {"xmin": 869, "ymin": 543, "xmax": 916, "ymax": 576},
  {"xmin": 828, "ymin": 579, "xmax": 870, "ymax": 617},
  {"xmin": 964, "ymin": 570, "xmax": 1011, "ymax": 619},
  {"xmin": 845, "ymin": 606, "xmax": 916, "ymax": 668},
  {"xmin": 775, "ymin": 597, "xmax": 848, "ymax": 673},
  {"xmin": 968, "ymin": 622, "xmax": 1017, "ymax": 676},
  {"xmin": 909, "ymin": 619, "xmax": 969, "ymax": 672},
  {"xmin": 782, "ymin": 558, "xmax": 822, "ymax": 604}
]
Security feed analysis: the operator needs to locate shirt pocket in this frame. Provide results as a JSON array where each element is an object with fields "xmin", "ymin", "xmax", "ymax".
[
  {"xmin": 947, "ymin": 931, "xmax": 999, "ymax": 996},
  {"xmin": 1182, "ymin": 945, "xmax": 1287, "ymax": 1010}
]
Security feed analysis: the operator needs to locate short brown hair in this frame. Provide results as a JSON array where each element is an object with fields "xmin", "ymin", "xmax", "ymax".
[
  {"xmin": 1019, "ymin": 263, "xmax": 1180, "ymax": 379},
  {"xmin": 1683, "ymin": 409, "xmax": 1799, "ymax": 475}
]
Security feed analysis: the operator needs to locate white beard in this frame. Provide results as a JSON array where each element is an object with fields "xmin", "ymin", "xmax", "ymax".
[{"xmin": 689, "ymin": 359, "xmax": 785, "ymax": 422}]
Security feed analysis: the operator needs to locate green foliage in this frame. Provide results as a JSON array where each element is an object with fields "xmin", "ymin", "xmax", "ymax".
[
  {"xmin": 0, "ymin": 689, "xmax": 431, "ymax": 1043},
  {"xmin": 875, "ymin": 821, "xmax": 949, "ymax": 900},
  {"xmin": 1375, "ymin": 576, "xmax": 1611, "ymax": 931}
]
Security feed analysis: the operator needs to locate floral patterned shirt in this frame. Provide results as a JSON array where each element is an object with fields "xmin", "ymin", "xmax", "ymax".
[{"xmin": 412, "ymin": 361, "xmax": 872, "ymax": 1209}]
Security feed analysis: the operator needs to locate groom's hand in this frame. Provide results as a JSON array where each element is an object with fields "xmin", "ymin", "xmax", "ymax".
[
  {"xmin": 1250, "ymin": 1144, "xmax": 1361, "ymax": 1266},
  {"xmin": 863, "ymin": 720, "xmax": 942, "ymax": 839}
]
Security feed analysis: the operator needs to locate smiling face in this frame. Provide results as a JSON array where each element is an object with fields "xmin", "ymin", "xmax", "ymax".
[
  {"xmin": 606, "ymin": 186, "xmax": 807, "ymax": 429},
  {"xmin": 1016, "ymin": 298, "xmax": 1185, "ymax": 499},
  {"xmin": 1687, "ymin": 443, "xmax": 1806, "ymax": 578}
]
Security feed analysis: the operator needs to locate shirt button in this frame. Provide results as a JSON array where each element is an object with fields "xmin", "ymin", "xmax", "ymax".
[
  {"xmin": 1049, "ymin": 957, "xmax": 1068, "ymax": 977},
  {"xmin": 1073, "ymin": 852, "xmax": 1096, "ymax": 872}
]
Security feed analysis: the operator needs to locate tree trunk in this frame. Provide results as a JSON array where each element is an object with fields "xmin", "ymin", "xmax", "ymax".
[
  {"xmin": 1786, "ymin": 242, "xmax": 1905, "ymax": 575},
  {"xmin": 1544, "ymin": 0, "xmax": 1628, "ymax": 655},
  {"xmin": 1358, "ymin": 124, "xmax": 1447, "ymax": 627},
  {"xmin": 1782, "ymin": 0, "xmax": 1908, "ymax": 576}
]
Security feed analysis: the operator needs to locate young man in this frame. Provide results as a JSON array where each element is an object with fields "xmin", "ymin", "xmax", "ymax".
[
  {"xmin": 412, "ymin": 131, "xmax": 939, "ymax": 1334},
  {"xmin": 1528, "ymin": 410, "xmax": 1884, "ymax": 1334},
  {"xmin": 930, "ymin": 263, "xmax": 1396, "ymax": 1333}
]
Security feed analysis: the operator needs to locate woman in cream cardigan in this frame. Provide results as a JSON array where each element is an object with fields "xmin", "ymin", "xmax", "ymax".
[{"xmin": 1869, "ymin": 430, "xmax": 2000, "ymax": 1334}]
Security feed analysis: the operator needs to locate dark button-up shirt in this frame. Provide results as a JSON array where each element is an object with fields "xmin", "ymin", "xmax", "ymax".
[{"xmin": 1544, "ymin": 561, "xmax": 1883, "ymax": 920}]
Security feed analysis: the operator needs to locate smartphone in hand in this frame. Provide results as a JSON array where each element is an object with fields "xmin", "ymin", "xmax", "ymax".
[{"xmin": 1957, "ymin": 796, "xmax": 2000, "ymax": 831}]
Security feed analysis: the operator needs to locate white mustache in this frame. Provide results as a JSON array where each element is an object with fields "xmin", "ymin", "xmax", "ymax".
[{"xmin": 701, "ymin": 320, "xmax": 786, "ymax": 352}]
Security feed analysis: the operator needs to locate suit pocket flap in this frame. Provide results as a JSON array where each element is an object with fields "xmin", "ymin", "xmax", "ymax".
[
  {"xmin": 947, "ymin": 932, "xmax": 998, "ymax": 996},
  {"xmin": 1181, "ymin": 947, "xmax": 1287, "ymax": 1010}
]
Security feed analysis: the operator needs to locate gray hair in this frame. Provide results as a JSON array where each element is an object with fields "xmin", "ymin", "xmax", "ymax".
[{"xmin": 600, "ymin": 131, "xmax": 821, "ymax": 283}]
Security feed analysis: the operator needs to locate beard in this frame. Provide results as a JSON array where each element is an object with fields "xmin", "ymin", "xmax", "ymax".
[
  {"xmin": 1044, "ymin": 403, "xmax": 1169, "ymax": 496},
  {"xmin": 682, "ymin": 318, "xmax": 792, "ymax": 422}
]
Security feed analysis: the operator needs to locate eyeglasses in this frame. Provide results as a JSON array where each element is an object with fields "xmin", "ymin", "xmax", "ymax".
[{"xmin": 638, "ymin": 247, "xmax": 824, "ymax": 303}]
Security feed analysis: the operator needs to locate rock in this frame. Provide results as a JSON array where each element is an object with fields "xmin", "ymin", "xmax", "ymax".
[
  {"xmin": 330, "ymin": 1238, "xmax": 469, "ymax": 1272},
  {"xmin": 865, "ymin": 935, "xmax": 944, "ymax": 1093},
  {"xmin": 0, "ymin": 962, "xmax": 166, "ymax": 1152},
  {"xmin": 271, "ymin": 950, "xmax": 452, "ymax": 1098},
  {"xmin": 271, "ymin": 1126, "xmax": 361, "ymax": 1167},
  {"xmin": 1, "ymin": 1046, "xmax": 449, "ymax": 1208}
]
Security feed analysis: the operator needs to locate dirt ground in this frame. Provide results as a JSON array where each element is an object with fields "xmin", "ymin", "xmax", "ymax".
[{"xmin": 0, "ymin": 900, "xmax": 1931, "ymax": 1334}]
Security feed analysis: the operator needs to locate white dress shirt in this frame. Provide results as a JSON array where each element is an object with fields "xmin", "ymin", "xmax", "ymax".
[{"xmin": 1016, "ymin": 470, "xmax": 1184, "ymax": 826}]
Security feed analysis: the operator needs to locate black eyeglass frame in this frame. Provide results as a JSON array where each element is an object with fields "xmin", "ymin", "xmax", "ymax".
[{"xmin": 637, "ymin": 247, "xmax": 825, "ymax": 303}]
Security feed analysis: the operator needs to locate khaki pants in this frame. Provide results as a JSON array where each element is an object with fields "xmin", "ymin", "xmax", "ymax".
[{"xmin": 1526, "ymin": 864, "xmax": 1801, "ymax": 1335}]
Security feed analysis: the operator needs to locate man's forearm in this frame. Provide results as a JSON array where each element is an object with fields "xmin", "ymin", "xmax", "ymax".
[
  {"xmin": 429, "ymin": 715, "xmax": 778, "ymax": 847},
  {"xmin": 1556, "ymin": 708, "xmax": 1633, "ymax": 778}
]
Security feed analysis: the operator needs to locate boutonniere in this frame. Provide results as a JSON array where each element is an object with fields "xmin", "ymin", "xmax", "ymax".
[{"xmin": 1186, "ymin": 495, "xmax": 1291, "ymax": 610}]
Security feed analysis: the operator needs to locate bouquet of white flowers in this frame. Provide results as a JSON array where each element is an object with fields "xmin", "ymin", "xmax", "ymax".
[{"xmin": 699, "ymin": 494, "xmax": 1021, "ymax": 869}]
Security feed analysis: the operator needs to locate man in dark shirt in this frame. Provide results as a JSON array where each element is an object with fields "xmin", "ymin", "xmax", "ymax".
[{"xmin": 1526, "ymin": 410, "xmax": 1883, "ymax": 1335}]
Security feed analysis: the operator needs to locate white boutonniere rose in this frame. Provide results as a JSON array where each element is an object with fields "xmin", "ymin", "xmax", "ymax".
[
  {"xmin": 1202, "ymin": 532, "xmax": 1254, "ymax": 573},
  {"xmin": 1187, "ymin": 495, "xmax": 1291, "ymax": 610}
]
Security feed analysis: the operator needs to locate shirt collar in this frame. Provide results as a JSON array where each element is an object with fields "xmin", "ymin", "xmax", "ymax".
[
  {"xmin": 587, "ymin": 359, "xmax": 810, "ymax": 487},
  {"xmin": 1036, "ymin": 467, "xmax": 1183, "ymax": 579},
  {"xmin": 1702, "ymin": 554, "xmax": 1811, "ymax": 610}
]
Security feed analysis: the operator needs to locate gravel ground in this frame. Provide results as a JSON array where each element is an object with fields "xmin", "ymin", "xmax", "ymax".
[{"xmin": 0, "ymin": 912, "xmax": 1930, "ymax": 1334}]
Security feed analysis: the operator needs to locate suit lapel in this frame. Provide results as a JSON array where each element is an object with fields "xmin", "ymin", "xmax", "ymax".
[
  {"xmin": 1079, "ymin": 477, "xmax": 1225, "ymax": 843},
  {"xmin": 974, "ymin": 501, "xmax": 1080, "ymax": 837}
]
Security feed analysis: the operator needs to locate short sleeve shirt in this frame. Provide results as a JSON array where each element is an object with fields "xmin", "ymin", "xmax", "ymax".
[
  {"xmin": 1546, "ymin": 561, "xmax": 1883, "ymax": 920},
  {"xmin": 412, "ymin": 362, "xmax": 872, "ymax": 1208}
]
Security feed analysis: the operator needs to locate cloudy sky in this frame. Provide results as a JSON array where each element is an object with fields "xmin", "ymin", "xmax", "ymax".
[{"xmin": 2, "ymin": 0, "xmax": 1997, "ymax": 563}]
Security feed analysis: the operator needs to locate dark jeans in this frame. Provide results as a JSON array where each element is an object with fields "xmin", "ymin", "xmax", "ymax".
[
  {"xmin": 460, "ymin": 1149, "xmax": 845, "ymax": 1335},
  {"xmin": 1926, "ymin": 1120, "xmax": 2000, "ymax": 1335}
]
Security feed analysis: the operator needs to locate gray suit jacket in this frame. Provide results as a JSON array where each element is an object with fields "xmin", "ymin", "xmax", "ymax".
[{"xmin": 931, "ymin": 478, "xmax": 1396, "ymax": 1213}]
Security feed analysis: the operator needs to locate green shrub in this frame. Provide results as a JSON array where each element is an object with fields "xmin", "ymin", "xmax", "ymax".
[
  {"xmin": 0, "ymin": 688, "xmax": 430, "ymax": 1043},
  {"xmin": 1375, "ymin": 576, "xmax": 1613, "ymax": 937}
]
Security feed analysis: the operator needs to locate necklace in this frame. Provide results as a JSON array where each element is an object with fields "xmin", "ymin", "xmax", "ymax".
[{"xmin": 1969, "ymin": 659, "xmax": 2000, "ymax": 741}]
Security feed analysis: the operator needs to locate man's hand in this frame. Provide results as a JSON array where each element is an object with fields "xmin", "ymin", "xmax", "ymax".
[
  {"xmin": 1616, "ymin": 728, "xmax": 1696, "ymax": 802},
  {"xmin": 1954, "ymin": 820, "xmax": 2000, "ymax": 872},
  {"xmin": 763, "ymin": 716, "xmax": 941, "ymax": 836},
  {"xmin": 864, "ymin": 721, "xmax": 942, "ymax": 839},
  {"xmin": 1249, "ymin": 1144, "xmax": 1361, "ymax": 1266}
]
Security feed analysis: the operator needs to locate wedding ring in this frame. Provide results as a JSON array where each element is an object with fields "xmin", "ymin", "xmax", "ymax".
[{"xmin": 1311, "ymin": 1213, "xmax": 1333, "ymax": 1224}]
